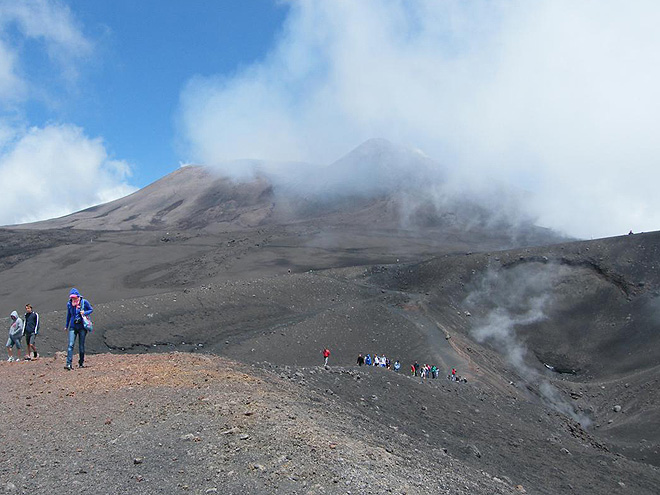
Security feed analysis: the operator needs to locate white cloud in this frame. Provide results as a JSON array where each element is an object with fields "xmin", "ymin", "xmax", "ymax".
[
  {"xmin": 0, "ymin": 124, "xmax": 137, "ymax": 226},
  {"xmin": 0, "ymin": 1, "xmax": 135, "ymax": 226},
  {"xmin": 178, "ymin": 0, "xmax": 660, "ymax": 238},
  {"xmin": 0, "ymin": 39, "xmax": 23, "ymax": 101},
  {"xmin": 0, "ymin": 0, "xmax": 90, "ymax": 50},
  {"xmin": 0, "ymin": 0, "xmax": 92, "ymax": 102}
]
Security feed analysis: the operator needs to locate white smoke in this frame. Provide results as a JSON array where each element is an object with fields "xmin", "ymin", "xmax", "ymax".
[{"xmin": 467, "ymin": 263, "xmax": 590, "ymax": 425}]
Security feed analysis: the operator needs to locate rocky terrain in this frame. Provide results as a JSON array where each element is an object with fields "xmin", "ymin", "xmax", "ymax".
[
  {"xmin": 2, "ymin": 351, "xmax": 657, "ymax": 495},
  {"xmin": 1, "ymin": 140, "xmax": 659, "ymax": 493},
  {"xmin": 0, "ymin": 353, "xmax": 523, "ymax": 495}
]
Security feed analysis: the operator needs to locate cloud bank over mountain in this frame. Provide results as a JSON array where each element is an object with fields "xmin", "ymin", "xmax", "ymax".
[{"xmin": 179, "ymin": 0, "xmax": 660, "ymax": 238}]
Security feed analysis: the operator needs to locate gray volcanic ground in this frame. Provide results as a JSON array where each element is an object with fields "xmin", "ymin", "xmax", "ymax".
[{"xmin": 1, "ymin": 141, "xmax": 659, "ymax": 494}]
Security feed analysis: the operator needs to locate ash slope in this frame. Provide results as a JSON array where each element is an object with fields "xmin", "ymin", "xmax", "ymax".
[{"xmin": 4, "ymin": 232, "xmax": 659, "ymax": 494}]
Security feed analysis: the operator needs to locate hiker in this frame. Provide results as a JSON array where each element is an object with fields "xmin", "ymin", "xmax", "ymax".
[
  {"xmin": 64, "ymin": 288, "xmax": 93, "ymax": 370},
  {"xmin": 414, "ymin": 361, "xmax": 420, "ymax": 376},
  {"xmin": 373, "ymin": 354, "xmax": 379, "ymax": 366},
  {"xmin": 393, "ymin": 360, "xmax": 400, "ymax": 372},
  {"xmin": 357, "ymin": 354, "xmax": 364, "ymax": 366},
  {"xmin": 23, "ymin": 304, "xmax": 39, "ymax": 360},
  {"xmin": 6, "ymin": 311, "xmax": 24, "ymax": 362},
  {"xmin": 451, "ymin": 368, "xmax": 457, "ymax": 381},
  {"xmin": 380, "ymin": 355, "xmax": 387, "ymax": 367},
  {"xmin": 365, "ymin": 354, "xmax": 372, "ymax": 366},
  {"xmin": 431, "ymin": 365, "xmax": 438, "ymax": 379},
  {"xmin": 410, "ymin": 363, "xmax": 415, "ymax": 375},
  {"xmin": 322, "ymin": 348, "xmax": 330, "ymax": 366}
]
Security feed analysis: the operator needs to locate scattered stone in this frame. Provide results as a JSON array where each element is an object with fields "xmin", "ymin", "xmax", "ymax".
[
  {"xmin": 180, "ymin": 433, "xmax": 201, "ymax": 442},
  {"xmin": 133, "ymin": 457, "xmax": 144, "ymax": 465},
  {"xmin": 613, "ymin": 405, "xmax": 622, "ymax": 413}
]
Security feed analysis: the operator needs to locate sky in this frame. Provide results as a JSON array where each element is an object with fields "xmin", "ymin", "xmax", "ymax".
[{"xmin": 0, "ymin": 0, "xmax": 659, "ymax": 238}]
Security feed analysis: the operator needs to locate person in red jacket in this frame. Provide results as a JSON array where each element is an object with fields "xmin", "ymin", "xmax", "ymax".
[{"xmin": 322, "ymin": 348, "xmax": 330, "ymax": 366}]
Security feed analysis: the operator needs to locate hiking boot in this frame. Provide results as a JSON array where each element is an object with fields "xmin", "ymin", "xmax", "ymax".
[
  {"xmin": 64, "ymin": 364, "xmax": 72, "ymax": 370},
  {"xmin": 7, "ymin": 356, "xmax": 13, "ymax": 362},
  {"xmin": 24, "ymin": 356, "xmax": 31, "ymax": 361},
  {"xmin": 78, "ymin": 363, "xmax": 85, "ymax": 368}
]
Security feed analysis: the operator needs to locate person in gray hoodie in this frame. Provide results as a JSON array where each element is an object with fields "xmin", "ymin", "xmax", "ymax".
[{"xmin": 6, "ymin": 311, "xmax": 24, "ymax": 362}]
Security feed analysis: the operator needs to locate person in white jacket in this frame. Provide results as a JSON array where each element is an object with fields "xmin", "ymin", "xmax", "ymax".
[{"xmin": 6, "ymin": 311, "xmax": 24, "ymax": 362}]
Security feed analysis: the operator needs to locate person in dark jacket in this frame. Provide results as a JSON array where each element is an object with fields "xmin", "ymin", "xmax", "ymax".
[
  {"xmin": 23, "ymin": 304, "xmax": 39, "ymax": 360},
  {"xmin": 356, "ymin": 354, "xmax": 364, "ymax": 366},
  {"xmin": 64, "ymin": 288, "xmax": 93, "ymax": 370}
]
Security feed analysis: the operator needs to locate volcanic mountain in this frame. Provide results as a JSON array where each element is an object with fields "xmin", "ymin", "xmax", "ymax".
[
  {"xmin": 21, "ymin": 139, "xmax": 547, "ymax": 237},
  {"xmin": 1, "ymin": 139, "xmax": 658, "ymax": 494}
]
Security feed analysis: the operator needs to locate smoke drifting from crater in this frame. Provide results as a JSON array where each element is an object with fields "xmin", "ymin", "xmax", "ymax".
[
  {"xmin": 466, "ymin": 263, "xmax": 590, "ymax": 425},
  {"xmin": 179, "ymin": 1, "xmax": 660, "ymax": 238}
]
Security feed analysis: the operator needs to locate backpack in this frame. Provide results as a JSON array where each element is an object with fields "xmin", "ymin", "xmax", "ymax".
[{"xmin": 80, "ymin": 298, "xmax": 93, "ymax": 332}]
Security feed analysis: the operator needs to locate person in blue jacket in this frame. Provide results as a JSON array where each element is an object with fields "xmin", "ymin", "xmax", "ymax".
[{"xmin": 64, "ymin": 288, "xmax": 93, "ymax": 370}]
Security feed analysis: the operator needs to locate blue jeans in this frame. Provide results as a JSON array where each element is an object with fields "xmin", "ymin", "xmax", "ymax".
[{"xmin": 67, "ymin": 328, "xmax": 87, "ymax": 366}]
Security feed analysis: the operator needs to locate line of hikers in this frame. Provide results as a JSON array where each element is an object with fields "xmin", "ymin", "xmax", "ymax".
[
  {"xmin": 356, "ymin": 353, "xmax": 401, "ymax": 372},
  {"xmin": 356, "ymin": 354, "xmax": 467, "ymax": 383},
  {"xmin": 6, "ymin": 288, "xmax": 93, "ymax": 370}
]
